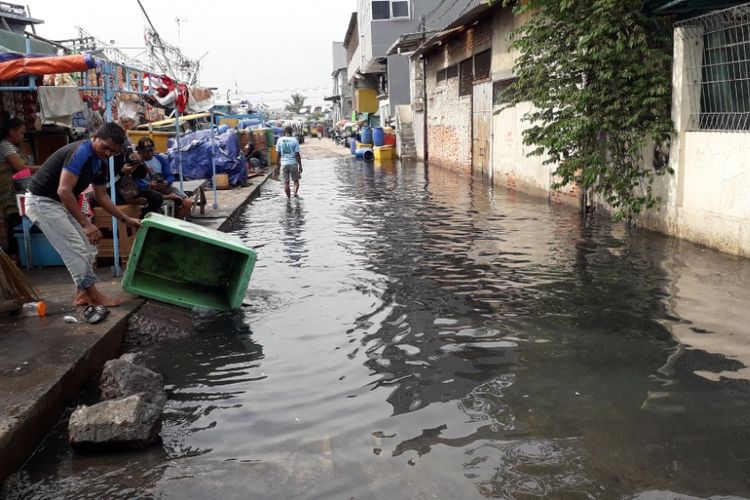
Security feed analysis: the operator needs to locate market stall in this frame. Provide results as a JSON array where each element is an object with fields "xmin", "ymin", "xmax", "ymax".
[{"xmin": 0, "ymin": 50, "xmax": 162, "ymax": 275}]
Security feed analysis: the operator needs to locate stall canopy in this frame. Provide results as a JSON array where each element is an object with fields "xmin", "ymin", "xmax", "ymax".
[
  {"xmin": 0, "ymin": 53, "xmax": 96, "ymax": 80},
  {"xmin": 641, "ymin": 0, "xmax": 747, "ymax": 16}
]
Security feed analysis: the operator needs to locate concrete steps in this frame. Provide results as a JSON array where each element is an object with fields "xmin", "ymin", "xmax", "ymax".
[{"xmin": 399, "ymin": 123, "xmax": 417, "ymax": 159}]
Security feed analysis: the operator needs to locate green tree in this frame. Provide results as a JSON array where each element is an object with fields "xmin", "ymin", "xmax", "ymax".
[
  {"xmin": 502, "ymin": 0, "xmax": 674, "ymax": 221},
  {"xmin": 284, "ymin": 93, "xmax": 308, "ymax": 114}
]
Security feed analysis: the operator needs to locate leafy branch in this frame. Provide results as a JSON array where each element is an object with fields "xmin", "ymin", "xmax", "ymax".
[{"xmin": 502, "ymin": 0, "xmax": 674, "ymax": 221}]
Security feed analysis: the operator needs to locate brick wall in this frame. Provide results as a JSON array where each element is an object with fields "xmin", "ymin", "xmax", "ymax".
[{"xmin": 425, "ymin": 51, "xmax": 472, "ymax": 175}]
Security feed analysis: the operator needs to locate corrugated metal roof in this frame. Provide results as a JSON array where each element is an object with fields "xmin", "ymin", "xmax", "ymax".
[{"xmin": 411, "ymin": 2, "xmax": 498, "ymax": 58}]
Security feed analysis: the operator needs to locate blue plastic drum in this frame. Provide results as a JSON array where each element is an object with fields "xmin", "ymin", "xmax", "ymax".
[
  {"xmin": 360, "ymin": 126, "xmax": 373, "ymax": 145},
  {"xmin": 373, "ymin": 127, "xmax": 385, "ymax": 147},
  {"xmin": 355, "ymin": 148, "xmax": 374, "ymax": 161}
]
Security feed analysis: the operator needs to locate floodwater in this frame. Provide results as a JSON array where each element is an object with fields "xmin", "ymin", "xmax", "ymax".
[{"xmin": 5, "ymin": 152, "xmax": 750, "ymax": 499}]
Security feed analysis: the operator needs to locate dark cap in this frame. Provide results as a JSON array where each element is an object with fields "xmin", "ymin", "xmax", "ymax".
[{"xmin": 136, "ymin": 137, "xmax": 155, "ymax": 151}]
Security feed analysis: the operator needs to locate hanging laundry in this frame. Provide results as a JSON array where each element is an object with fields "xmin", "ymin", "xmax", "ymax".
[{"xmin": 37, "ymin": 86, "xmax": 84, "ymax": 128}]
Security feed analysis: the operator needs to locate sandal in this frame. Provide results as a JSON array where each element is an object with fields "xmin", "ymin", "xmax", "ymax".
[{"xmin": 83, "ymin": 305, "xmax": 110, "ymax": 324}]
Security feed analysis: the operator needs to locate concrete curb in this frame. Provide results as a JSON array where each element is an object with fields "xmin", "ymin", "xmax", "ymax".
[
  {"xmin": 0, "ymin": 299, "xmax": 142, "ymax": 483},
  {"xmin": 218, "ymin": 168, "xmax": 277, "ymax": 233}
]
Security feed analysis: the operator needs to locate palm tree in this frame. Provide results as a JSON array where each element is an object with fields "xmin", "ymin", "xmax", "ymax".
[{"xmin": 284, "ymin": 93, "xmax": 307, "ymax": 114}]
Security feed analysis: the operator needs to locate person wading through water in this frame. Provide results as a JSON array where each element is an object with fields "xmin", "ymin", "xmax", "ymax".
[{"xmin": 276, "ymin": 126, "xmax": 302, "ymax": 198}]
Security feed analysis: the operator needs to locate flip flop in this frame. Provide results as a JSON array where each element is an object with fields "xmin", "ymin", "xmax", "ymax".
[{"xmin": 83, "ymin": 305, "xmax": 110, "ymax": 324}]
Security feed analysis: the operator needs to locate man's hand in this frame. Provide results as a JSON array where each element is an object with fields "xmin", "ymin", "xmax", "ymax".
[
  {"xmin": 123, "ymin": 216, "xmax": 141, "ymax": 229},
  {"xmin": 128, "ymin": 152, "xmax": 141, "ymax": 163},
  {"xmin": 82, "ymin": 220, "xmax": 103, "ymax": 244}
]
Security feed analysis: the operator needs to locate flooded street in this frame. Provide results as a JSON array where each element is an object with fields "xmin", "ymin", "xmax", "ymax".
[{"xmin": 7, "ymin": 147, "xmax": 750, "ymax": 499}]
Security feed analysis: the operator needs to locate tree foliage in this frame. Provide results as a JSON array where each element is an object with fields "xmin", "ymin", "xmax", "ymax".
[
  {"xmin": 503, "ymin": 0, "xmax": 674, "ymax": 221},
  {"xmin": 284, "ymin": 93, "xmax": 308, "ymax": 114}
]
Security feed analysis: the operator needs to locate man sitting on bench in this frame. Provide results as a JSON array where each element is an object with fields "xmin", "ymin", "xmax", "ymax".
[{"xmin": 136, "ymin": 138, "xmax": 193, "ymax": 219}]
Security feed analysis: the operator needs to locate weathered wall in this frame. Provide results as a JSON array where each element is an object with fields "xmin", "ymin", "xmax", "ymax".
[
  {"xmin": 489, "ymin": 8, "xmax": 577, "ymax": 206},
  {"xmin": 642, "ymin": 132, "xmax": 750, "ymax": 256},
  {"xmin": 425, "ymin": 52, "xmax": 472, "ymax": 174}
]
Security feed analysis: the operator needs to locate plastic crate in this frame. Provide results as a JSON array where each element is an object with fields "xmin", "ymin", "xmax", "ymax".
[
  {"xmin": 122, "ymin": 213, "xmax": 256, "ymax": 311},
  {"xmin": 374, "ymin": 145, "xmax": 394, "ymax": 161},
  {"xmin": 13, "ymin": 224, "xmax": 64, "ymax": 267}
]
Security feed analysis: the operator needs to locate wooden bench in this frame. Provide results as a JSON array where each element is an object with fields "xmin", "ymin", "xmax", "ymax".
[
  {"xmin": 93, "ymin": 205, "xmax": 141, "ymax": 265},
  {"xmin": 180, "ymin": 179, "xmax": 209, "ymax": 214}
]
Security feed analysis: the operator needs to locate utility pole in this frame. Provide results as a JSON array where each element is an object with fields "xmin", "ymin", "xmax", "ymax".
[{"xmin": 175, "ymin": 17, "xmax": 187, "ymax": 48}]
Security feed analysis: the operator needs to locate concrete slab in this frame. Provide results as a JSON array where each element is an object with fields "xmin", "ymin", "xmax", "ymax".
[{"xmin": 0, "ymin": 168, "xmax": 276, "ymax": 485}]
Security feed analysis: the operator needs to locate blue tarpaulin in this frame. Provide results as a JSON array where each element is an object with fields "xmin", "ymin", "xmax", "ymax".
[{"xmin": 167, "ymin": 129, "xmax": 248, "ymax": 186}]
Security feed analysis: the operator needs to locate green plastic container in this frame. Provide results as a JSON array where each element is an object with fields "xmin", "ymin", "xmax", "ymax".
[{"xmin": 122, "ymin": 213, "xmax": 256, "ymax": 311}]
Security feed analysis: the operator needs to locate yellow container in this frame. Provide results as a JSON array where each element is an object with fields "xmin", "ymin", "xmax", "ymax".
[
  {"xmin": 219, "ymin": 118, "xmax": 240, "ymax": 128},
  {"xmin": 269, "ymin": 147, "xmax": 279, "ymax": 165},
  {"xmin": 355, "ymin": 88, "xmax": 378, "ymax": 113},
  {"xmin": 215, "ymin": 173, "xmax": 230, "ymax": 190},
  {"xmin": 357, "ymin": 142, "xmax": 373, "ymax": 150},
  {"xmin": 127, "ymin": 131, "xmax": 172, "ymax": 153},
  {"xmin": 374, "ymin": 145, "xmax": 394, "ymax": 161}
]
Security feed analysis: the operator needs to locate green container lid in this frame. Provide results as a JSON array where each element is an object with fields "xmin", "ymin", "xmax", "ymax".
[{"xmin": 122, "ymin": 213, "xmax": 256, "ymax": 311}]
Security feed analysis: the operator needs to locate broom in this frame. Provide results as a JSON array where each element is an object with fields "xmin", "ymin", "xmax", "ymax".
[{"xmin": 0, "ymin": 247, "xmax": 39, "ymax": 314}]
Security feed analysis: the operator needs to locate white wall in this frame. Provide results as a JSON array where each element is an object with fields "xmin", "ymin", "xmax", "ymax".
[
  {"xmin": 489, "ymin": 8, "xmax": 578, "ymax": 206},
  {"xmin": 640, "ymin": 26, "xmax": 750, "ymax": 257}
]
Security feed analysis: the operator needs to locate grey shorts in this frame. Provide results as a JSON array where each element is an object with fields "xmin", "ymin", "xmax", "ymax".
[
  {"xmin": 169, "ymin": 186, "xmax": 187, "ymax": 198},
  {"xmin": 281, "ymin": 164, "xmax": 300, "ymax": 182}
]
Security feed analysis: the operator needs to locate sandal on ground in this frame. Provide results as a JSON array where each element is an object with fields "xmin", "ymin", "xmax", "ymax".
[{"xmin": 83, "ymin": 305, "xmax": 110, "ymax": 324}]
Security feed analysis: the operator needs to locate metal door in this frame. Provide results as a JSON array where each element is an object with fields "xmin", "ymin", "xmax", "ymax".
[{"xmin": 472, "ymin": 82, "xmax": 492, "ymax": 180}]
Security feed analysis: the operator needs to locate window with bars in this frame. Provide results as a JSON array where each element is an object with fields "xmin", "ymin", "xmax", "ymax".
[
  {"xmin": 678, "ymin": 5, "xmax": 750, "ymax": 131},
  {"xmin": 372, "ymin": 0, "xmax": 410, "ymax": 20},
  {"xmin": 435, "ymin": 64, "xmax": 458, "ymax": 85},
  {"xmin": 459, "ymin": 59, "xmax": 473, "ymax": 96}
]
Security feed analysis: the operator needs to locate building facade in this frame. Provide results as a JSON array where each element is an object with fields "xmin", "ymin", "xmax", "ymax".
[
  {"xmin": 407, "ymin": 3, "xmax": 578, "ymax": 205},
  {"xmin": 350, "ymin": 0, "xmax": 481, "ymax": 124},
  {"xmin": 327, "ymin": 42, "xmax": 352, "ymax": 124},
  {"xmin": 403, "ymin": 0, "xmax": 750, "ymax": 256}
]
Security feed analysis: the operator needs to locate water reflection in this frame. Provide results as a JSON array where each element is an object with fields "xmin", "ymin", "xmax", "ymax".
[{"xmin": 280, "ymin": 198, "xmax": 308, "ymax": 267}]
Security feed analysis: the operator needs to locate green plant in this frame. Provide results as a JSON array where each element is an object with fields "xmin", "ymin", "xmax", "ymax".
[
  {"xmin": 501, "ymin": 0, "xmax": 674, "ymax": 221},
  {"xmin": 284, "ymin": 93, "xmax": 308, "ymax": 114}
]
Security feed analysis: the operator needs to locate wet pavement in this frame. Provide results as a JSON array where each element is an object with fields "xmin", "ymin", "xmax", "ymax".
[{"xmin": 4, "ymin": 142, "xmax": 750, "ymax": 499}]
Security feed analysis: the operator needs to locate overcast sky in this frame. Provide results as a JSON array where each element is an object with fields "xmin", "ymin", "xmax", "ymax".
[{"xmin": 28, "ymin": 0, "xmax": 355, "ymax": 109}]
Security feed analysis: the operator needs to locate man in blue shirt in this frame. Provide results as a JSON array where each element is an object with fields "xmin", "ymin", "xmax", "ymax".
[
  {"xmin": 276, "ymin": 126, "xmax": 302, "ymax": 198},
  {"xmin": 26, "ymin": 123, "xmax": 141, "ymax": 307}
]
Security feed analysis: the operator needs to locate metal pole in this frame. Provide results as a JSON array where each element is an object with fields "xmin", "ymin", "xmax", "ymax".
[
  {"xmin": 103, "ymin": 62, "xmax": 122, "ymax": 276},
  {"xmin": 175, "ymin": 108, "xmax": 184, "ymax": 192},
  {"xmin": 210, "ymin": 111, "xmax": 218, "ymax": 209}
]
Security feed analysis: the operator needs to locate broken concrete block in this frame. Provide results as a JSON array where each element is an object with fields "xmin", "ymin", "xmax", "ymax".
[
  {"xmin": 68, "ymin": 393, "xmax": 163, "ymax": 449},
  {"xmin": 99, "ymin": 359, "xmax": 167, "ymax": 407}
]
